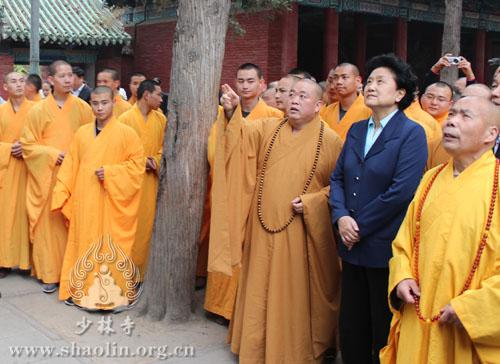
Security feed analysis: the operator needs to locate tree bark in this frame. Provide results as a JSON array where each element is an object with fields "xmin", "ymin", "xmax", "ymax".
[
  {"xmin": 440, "ymin": 0, "xmax": 463, "ymax": 85},
  {"xmin": 138, "ymin": 0, "xmax": 231, "ymax": 322}
]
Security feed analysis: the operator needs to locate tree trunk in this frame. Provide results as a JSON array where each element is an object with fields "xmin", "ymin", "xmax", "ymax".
[
  {"xmin": 138, "ymin": 0, "xmax": 231, "ymax": 322},
  {"xmin": 440, "ymin": 0, "xmax": 463, "ymax": 85}
]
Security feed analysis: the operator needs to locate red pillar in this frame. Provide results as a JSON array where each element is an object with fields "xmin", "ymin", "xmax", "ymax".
[
  {"xmin": 474, "ymin": 29, "xmax": 486, "ymax": 84},
  {"xmin": 355, "ymin": 15, "xmax": 367, "ymax": 77},
  {"xmin": 0, "ymin": 53, "xmax": 14, "ymax": 100},
  {"xmin": 395, "ymin": 18, "xmax": 408, "ymax": 61},
  {"xmin": 323, "ymin": 8, "xmax": 339, "ymax": 79},
  {"xmin": 280, "ymin": 2, "xmax": 298, "ymax": 76}
]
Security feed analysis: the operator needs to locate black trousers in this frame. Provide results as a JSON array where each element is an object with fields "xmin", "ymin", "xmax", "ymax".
[{"xmin": 339, "ymin": 261, "xmax": 392, "ymax": 364}]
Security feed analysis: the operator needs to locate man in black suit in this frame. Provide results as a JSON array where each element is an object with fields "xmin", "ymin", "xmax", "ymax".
[{"xmin": 72, "ymin": 66, "xmax": 92, "ymax": 103}]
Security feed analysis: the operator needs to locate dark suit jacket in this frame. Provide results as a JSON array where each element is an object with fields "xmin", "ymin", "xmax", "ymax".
[
  {"xmin": 329, "ymin": 110, "xmax": 427, "ymax": 268},
  {"xmin": 77, "ymin": 85, "xmax": 92, "ymax": 103}
]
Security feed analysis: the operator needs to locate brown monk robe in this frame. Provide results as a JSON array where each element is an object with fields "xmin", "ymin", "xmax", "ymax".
[
  {"xmin": 210, "ymin": 79, "xmax": 342, "ymax": 363},
  {"xmin": 203, "ymin": 63, "xmax": 282, "ymax": 321}
]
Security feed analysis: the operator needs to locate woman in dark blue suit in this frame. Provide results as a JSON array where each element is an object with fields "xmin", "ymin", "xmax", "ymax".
[{"xmin": 330, "ymin": 54, "xmax": 428, "ymax": 364}]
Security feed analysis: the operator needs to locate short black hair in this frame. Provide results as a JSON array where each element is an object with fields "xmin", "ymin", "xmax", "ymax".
[
  {"xmin": 426, "ymin": 81, "xmax": 454, "ymax": 101},
  {"xmin": 48, "ymin": 60, "xmax": 71, "ymax": 76},
  {"xmin": 237, "ymin": 63, "xmax": 262, "ymax": 79},
  {"xmin": 99, "ymin": 68, "xmax": 120, "ymax": 81},
  {"xmin": 130, "ymin": 72, "xmax": 146, "ymax": 79},
  {"xmin": 137, "ymin": 79, "xmax": 160, "ymax": 100},
  {"xmin": 26, "ymin": 74, "xmax": 42, "ymax": 91},
  {"xmin": 72, "ymin": 66, "xmax": 85, "ymax": 78},
  {"xmin": 364, "ymin": 54, "xmax": 417, "ymax": 110}
]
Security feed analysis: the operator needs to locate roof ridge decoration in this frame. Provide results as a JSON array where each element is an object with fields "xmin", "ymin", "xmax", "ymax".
[{"xmin": 0, "ymin": 0, "xmax": 131, "ymax": 46}]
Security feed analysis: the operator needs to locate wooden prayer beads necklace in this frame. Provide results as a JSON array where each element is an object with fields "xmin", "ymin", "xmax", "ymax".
[
  {"xmin": 257, "ymin": 119, "xmax": 324, "ymax": 234},
  {"xmin": 411, "ymin": 159, "xmax": 499, "ymax": 323}
]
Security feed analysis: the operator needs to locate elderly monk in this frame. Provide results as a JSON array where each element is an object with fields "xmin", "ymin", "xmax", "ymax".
[
  {"xmin": 21, "ymin": 60, "xmax": 93, "ymax": 294},
  {"xmin": 127, "ymin": 72, "xmax": 146, "ymax": 106},
  {"xmin": 381, "ymin": 96, "xmax": 500, "ymax": 364},
  {"xmin": 211, "ymin": 78, "xmax": 342, "ymax": 363},
  {"xmin": 53, "ymin": 86, "xmax": 144, "ymax": 311},
  {"xmin": 420, "ymin": 82, "xmax": 453, "ymax": 124},
  {"xmin": 96, "ymin": 68, "xmax": 131, "ymax": 118},
  {"xmin": 0, "ymin": 72, "xmax": 35, "ymax": 278},
  {"xmin": 321, "ymin": 63, "xmax": 371, "ymax": 141},
  {"xmin": 203, "ymin": 63, "xmax": 282, "ymax": 322},
  {"xmin": 119, "ymin": 80, "xmax": 167, "ymax": 278}
]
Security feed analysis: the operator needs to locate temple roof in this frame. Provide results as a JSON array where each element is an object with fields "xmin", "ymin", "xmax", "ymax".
[{"xmin": 0, "ymin": 0, "xmax": 131, "ymax": 46}]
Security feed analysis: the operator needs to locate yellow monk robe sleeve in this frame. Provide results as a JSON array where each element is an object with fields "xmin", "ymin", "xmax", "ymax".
[
  {"xmin": 152, "ymin": 116, "xmax": 167, "ymax": 177},
  {"xmin": 208, "ymin": 106, "xmax": 266, "ymax": 275},
  {"xmin": 451, "ymin": 253, "xmax": 500, "ymax": 349},
  {"xmin": 20, "ymin": 109, "xmax": 62, "ymax": 235},
  {"xmin": 102, "ymin": 130, "xmax": 145, "ymax": 205},
  {"xmin": 302, "ymin": 185, "xmax": 342, "ymax": 357},
  {"xmin": 51, "ymin": 133, "xmax": 80, "ymax": 220}
]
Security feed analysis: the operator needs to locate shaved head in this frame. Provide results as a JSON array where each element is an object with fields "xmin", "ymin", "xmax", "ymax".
[
  {"xmin": 91, "ymin": 85, "xmax": 114, "ymax": 99},
  {"xmin": 4, "ymin": 71, "xmax": 23, "ymax": 83},
  {"xmin": 295, "ymin": 78, "xmax": 323, "ymax": 100},
  {"xmin": 443, "ymin": 96, "xmax": 500, "ymax": 159},
  {"xmin": 335, "ymin": 63, "xmax": 360, "ymax": 76},
  {"xmin": 49, "ymin": 60, "xmax": 71, "ymax": 77},
  {"xmin": 461, "ymin": 84, "xmax": 492, "ymax": 99}
]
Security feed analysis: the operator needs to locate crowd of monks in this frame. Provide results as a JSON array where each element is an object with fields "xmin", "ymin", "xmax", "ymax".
[
  {"xmin": 0, "ymin": 61, "xmax": 165, "ymax": 311},
  {"xmin": 0, "ymin": 54, "xmax": 499, "ymax": 364}
]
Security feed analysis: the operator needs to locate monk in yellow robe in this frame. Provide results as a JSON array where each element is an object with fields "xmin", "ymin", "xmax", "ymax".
[
  {"xmin": 127, "ymin": 72, "xmax": 146, "ymax": 106},
  {"xmin": 119, "ymin": 80, "xmax": 167, "ymax": 278},
  {"xmin": 203, "ymin": 63, "xmax": 282, "ymax": 321},
  {"xmin": 322, "ymin": 63, "xmax": 371, "ymax": 141},
  {"xmin": 53, "ymin": 86, "xmax": 144, "ymax": 310},
  {"xmin": 381, "ymin": 96, "xmax": 500, "ymax": 364},
  {"xmin": 20, "ymin": 60, "xmax": 93, "ymax": 294},
  {"xmin": 211, "ymin": 79, "xmax": 342, "ymax": 363},
  {"xmin": 420, "ymin": 82, "xmax": 453, "ymax": 125},
  {"xmin": 96, "ymin": 68, "xmax": 131, "ymax": 118},
  {"xmin": 404, "ymin": 98, "xmax": 440, "ymax": 144},
  {"xmin": 0, "ymin": 72, "xmax": 35, "ymax": 277},
  {"xmin": 25, "ymin": 74, "xmax": 42, "ymax": 102}
]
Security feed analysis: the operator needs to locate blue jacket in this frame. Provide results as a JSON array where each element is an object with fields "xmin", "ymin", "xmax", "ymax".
[{"xmin": 329, "ymin": 110, "xmax": 427, "ymax": 268}]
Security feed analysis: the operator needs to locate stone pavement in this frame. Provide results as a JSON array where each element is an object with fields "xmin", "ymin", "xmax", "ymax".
[
  {"xmin": 0, "ymin": 271, "xmax": 236, "ymax": 364},
  {"xmin": 1, "ymin": 271, "xmax": 343, "ymax": 364}
]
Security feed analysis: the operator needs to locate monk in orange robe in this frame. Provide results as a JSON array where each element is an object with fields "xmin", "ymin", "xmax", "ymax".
[
  {"xmin": 0, "ymin": 72, "xmax": 35, "ymax": 278},
  {"xmin": 321, "ymin": 63, "xmax": 371, "ymax": 141},
  {"xmin": 404, "ymin": 98, "xmax": 440, "ymax": 144},
  {"xmin": 127, "ymin": 72, "xmax": 146, "ymax": 106},
  {"xmin": 97, "ymin": 68, "xmax": 132, "ymax": 118},
  {"xmin": 119, "ymin": 80, "xmax": 167, "ymax": 278},
  {"xmin": 20, "ymin": 60, "xmax": 93, "ymax": 294},
  {"xmin": 203, "ymin": 63, "xmax": 282, "ymax": 322},
  {"xmin": 53, "ymin": 86, "xmax": 144, "ymax": 311},
  {"xmin": 211, "ymin": 79, "xmax": 341, "ymax": 363}
]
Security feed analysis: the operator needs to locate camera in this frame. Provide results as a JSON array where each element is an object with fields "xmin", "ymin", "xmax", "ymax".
[{"xmin": 446, "ymin": 56, "xmax": 461, "ymax": 65}]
